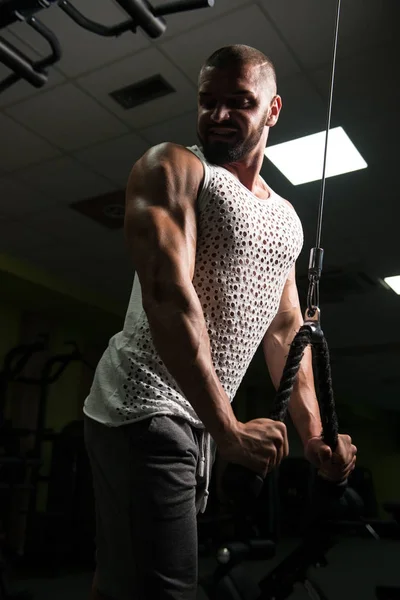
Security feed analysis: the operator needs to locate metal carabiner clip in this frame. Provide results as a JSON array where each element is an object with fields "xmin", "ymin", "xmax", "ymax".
[{"xmin": 303, "ymin": 305, "xmax": 324, "ymax": 344}]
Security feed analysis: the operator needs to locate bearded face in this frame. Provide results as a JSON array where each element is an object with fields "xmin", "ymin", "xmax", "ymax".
[{"xmin": 197, "ymin": 64, "xmax": 273, "ymax": 166}]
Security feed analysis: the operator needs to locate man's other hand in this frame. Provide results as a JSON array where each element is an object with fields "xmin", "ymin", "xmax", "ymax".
[{"xmin": 304, "ymin": 433, "xmax": 357, "ymax": 482}]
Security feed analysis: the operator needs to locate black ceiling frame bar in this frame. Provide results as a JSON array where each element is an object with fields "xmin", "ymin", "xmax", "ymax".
[
  {"xmin": 0, "ymin": 8, "xmax": 61, "ymax": 93},
  {"xmin": 58, "ymin": 0, "xmax": 214, "ymax": 39},
  {"xmin": 0, "ymin": 0, "xmax": 214, "ymax": 93}
]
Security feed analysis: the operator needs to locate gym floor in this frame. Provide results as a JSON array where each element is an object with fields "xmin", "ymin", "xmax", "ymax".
[{"xmin": 8, "ymin": 535, "xmax": 400, "ymax": 600}]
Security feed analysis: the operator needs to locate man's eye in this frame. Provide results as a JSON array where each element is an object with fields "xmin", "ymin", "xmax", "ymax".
[
  {"xmin": 199, "ymin": 98, "xmax": 252, "ymax": 110},
  {"xmin": 229, "ymin": 98, "xmax": 251, "ymax": 108},
  {"xmin": 199, "ymin": 98, "xmax": 215, "ymax": 109}
]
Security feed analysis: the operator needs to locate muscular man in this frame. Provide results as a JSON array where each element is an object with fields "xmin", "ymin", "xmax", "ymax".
[{"xmin": 83, "ymin": 45, "xmax": 357, "ymax": 600}]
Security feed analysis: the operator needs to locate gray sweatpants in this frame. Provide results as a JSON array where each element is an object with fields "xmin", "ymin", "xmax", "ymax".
[{"xmin": 84, "ymin": 414, "xmax": 215, "ymax": 600}]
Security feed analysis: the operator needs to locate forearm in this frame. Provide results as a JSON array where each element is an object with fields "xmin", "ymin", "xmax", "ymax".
[
  {"xmin": 288, "ymin": 346, "xmax": 323, "ymax": 446},
  {"xmin": 144, "ymin": 282, "xmax": 237, "ymax": 445},
  {"xmin": 265, "ymin": 334, "xmax": 322, "ymax": 446}
]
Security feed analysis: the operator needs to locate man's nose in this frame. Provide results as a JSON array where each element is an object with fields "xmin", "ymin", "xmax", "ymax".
[{"xmin": 210, "ymin": 104, "xmax": 230, "ymax": 122}]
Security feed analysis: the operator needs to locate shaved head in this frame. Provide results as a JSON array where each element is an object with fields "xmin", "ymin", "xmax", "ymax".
[
  {"xmin": 197, "ymin": 44, "xmax": 281, "ymax": 165},
  {"xmin": 199, "ymin": 44, "xmax": 277, "ymax": 97}
]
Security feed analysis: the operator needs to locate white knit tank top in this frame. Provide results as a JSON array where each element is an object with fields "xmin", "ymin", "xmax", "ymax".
[{"xmin": 83, "ymin": 145, "xmax": 304, "ymax": 429}]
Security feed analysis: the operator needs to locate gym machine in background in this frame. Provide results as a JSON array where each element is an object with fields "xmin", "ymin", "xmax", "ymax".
[
  {"xmin": 0, "ymin": 0, "xmax": 215, "ymax": 94},
  {"xmin": 0, "ymin": 339, "xmax": 94, "ymax": 598},
  {"xmin": 0, "ymin": 336, "xmax": 46, "ymax": 600}
]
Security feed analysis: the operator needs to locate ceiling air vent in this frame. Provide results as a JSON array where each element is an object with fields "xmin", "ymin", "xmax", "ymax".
[{"xmin": 110, "ymin": 74, "xmax": 175, "ymax": 109}]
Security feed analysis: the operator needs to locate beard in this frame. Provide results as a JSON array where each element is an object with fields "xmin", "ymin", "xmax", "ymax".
[{"xmin": 197, "ymin": 119, "xmax": 266, "ymax": 166}]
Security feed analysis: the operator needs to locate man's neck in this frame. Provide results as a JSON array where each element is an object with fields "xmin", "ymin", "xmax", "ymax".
[
  {"xmin": 222, "ymin": 132, "xmax": 270, "ymax": 196},
  {"xmin": 223, "ymin": 148, "xmax": 268, "ymax": 197}
]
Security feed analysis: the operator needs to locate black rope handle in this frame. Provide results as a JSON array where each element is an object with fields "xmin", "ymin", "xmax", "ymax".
[
  {"xmin": 269, "ymin": 320, "xmax": 339, "ymax": 450},
  {"xmin": 313, "ymin": 332, "xmax": 338, "ymax": 450},
  {"xmin": 222, "ymin": 320, "xmax": 344, "ymax": 508},
  {"xmin": 269, "ymin": 327, "xmax": 313, "ymax": 424}
]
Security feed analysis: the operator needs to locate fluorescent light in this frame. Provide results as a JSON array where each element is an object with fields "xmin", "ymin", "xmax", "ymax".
[
  {"xmin": 384, "ymin": 276, "xmax": 400, "ymax": 295},
  {"xmin": 265, "ymin": 126, "xmax": 367, "ymax": 185}
]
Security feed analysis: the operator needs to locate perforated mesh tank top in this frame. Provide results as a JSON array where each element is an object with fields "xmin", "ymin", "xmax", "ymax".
[{"xmin": 83, "ymin": 145, "xmax": 303, "ymax": 429}]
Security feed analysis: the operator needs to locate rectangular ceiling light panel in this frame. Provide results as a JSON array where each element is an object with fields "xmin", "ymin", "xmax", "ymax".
[
  {"xmin": 265, "ymin": 126, "xmax": 368, "ymax": 185},
  {"xmin": 384, "ymin": 276, "xmax": 400, "ymax": 295}
]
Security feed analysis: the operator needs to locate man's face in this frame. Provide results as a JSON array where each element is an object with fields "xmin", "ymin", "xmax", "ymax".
[{"xmin": 197, "ymin": 64, "xmax": 274, "ymax": 165}]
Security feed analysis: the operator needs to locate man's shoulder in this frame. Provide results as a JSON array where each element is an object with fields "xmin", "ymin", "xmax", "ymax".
[
  {"xmin": 136, "ymin": 142, "xmax": 204, "ymax": 173},
  {"xmin": 128, "ymin": 142, "xmax": 205, "ymax": 198},
  {"xmin": 272, "ymin": 193, "xmax": 303, "ymax": 230},
  {"xmin": 282, "ymin": 198, "xmax": 295, "ymax": 211},
  {"xmin": 141, "ymin": 141, "xmax": 200, "ymax": 160},
  {"xmin": 269, "ymin": 189, "xmax": 296, "ymax": 213}
]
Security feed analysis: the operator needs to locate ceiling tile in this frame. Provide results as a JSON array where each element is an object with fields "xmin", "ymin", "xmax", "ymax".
[
  {"xmin": 0, "ymin": 113, "xmax": 60, "ymax": 172},
  {"xmin": 14, "ymin": 235, "xmax": 105, "ymax": 273},
  {"xmin": 74, "ymin": 132, "xmax": 149, "ymax": 187},
  {"xmin": 160, "ymin": 5, "xmax": 300, "ymax": 84},
  {"xmin": 267, "ymin": 73, "xmax": 326, "ymax": 143},
  {"xmin": 152, "ymin": 0, "xmax": 250, "ymax": 39},
  {"xmin": 140, "ymin": 110, "xmax": 198, "ymax": 148},
  {"xmin": 0, "ymin": 29, "xmax": 65, "ymax": 109},
  {"xmin": 17, "ymin": 156, "xmax": 116, "ymax": 204},
  {"xmin": 30, "ymin": 204, "xmax": 124, "ymax": 241},
  {"xmin": 0, "ymin": 177, "xmax": 58, "ymax": 218},
  {"xmin": 6, "ymin": 0, "xmax": 150, "ymax": 78},
  {"xmin": 77, "ymin": 47, "xmax": 197, "ymax": 129},
  {"xmin": 5, "ymin": 83, "xmax": 130, "ymax": 151},
  {"xmin": 260, "ymin": 0, "xmax": 393, "ymax": 69},
  {"xmin": 23, "ymin": 208, "xmax": 133, "ymax": 299},
  {"xmin": 258, "ymin": 0, "xmax": 334, "ymax": 70},
  {"xmin": 12, "ymin": 222, "xmax": 129, "ymax": 278},
  {"xmin": 0, "ymin": 217, "xmax": 57, "ymax": 256},
  {"xmin": 309, "ymin": 45, "xmax": 397, "ymax": 123}
]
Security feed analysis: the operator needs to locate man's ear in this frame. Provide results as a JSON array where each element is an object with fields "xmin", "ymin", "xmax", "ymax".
[{"xmin": 266, "ymin": 94, "xmax": 282, "ymax": 127}]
